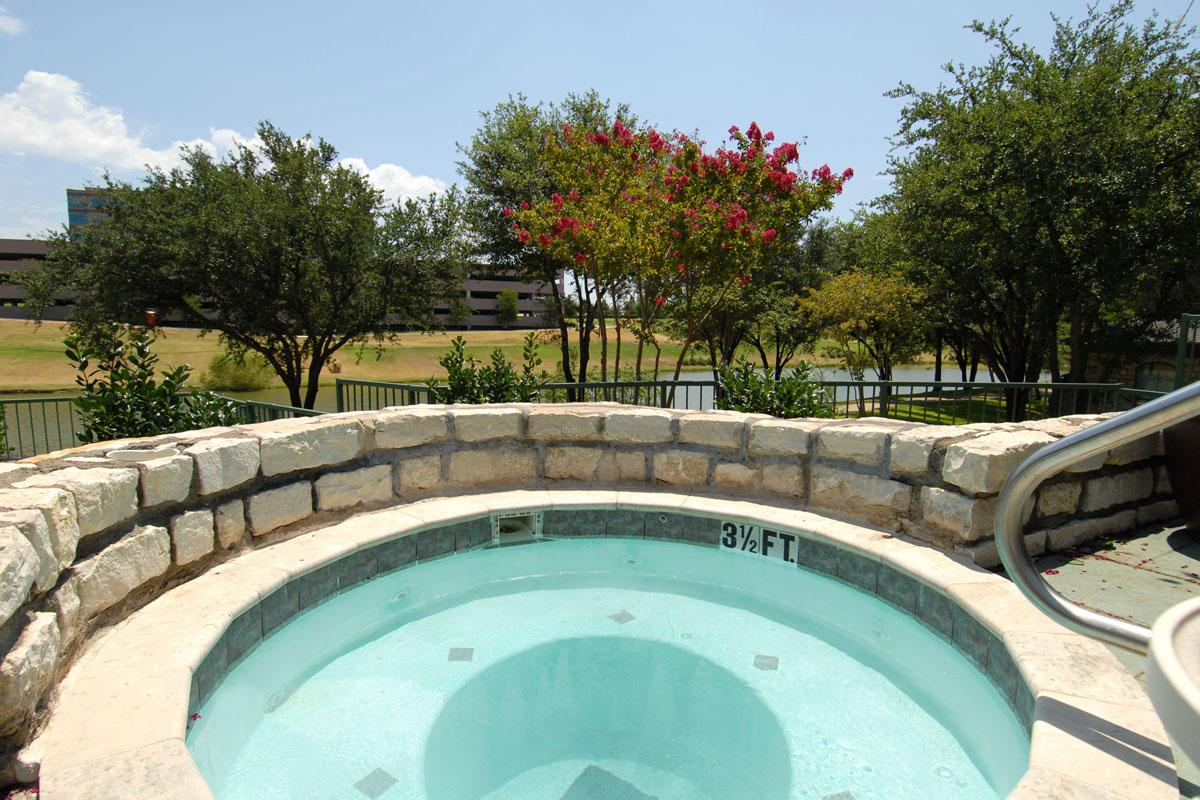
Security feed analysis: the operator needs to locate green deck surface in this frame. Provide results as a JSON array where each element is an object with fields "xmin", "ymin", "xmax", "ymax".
[{"xmin": 1038, "ymin": 522, "xmax": 1200, "ymax": 798}]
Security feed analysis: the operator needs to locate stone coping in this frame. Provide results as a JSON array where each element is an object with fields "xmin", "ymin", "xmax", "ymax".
[{"xmin": 31, "ymin": 490, "xmax": 1176, "ymax": 800}]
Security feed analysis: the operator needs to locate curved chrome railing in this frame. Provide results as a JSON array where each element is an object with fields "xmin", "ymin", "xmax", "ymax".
[{"xmin": 995, "ymin": 380, "xmax": 1200, "ymax": 652}]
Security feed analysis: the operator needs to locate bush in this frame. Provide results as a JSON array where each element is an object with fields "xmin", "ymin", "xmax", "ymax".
[
  {"xmin": 429, "ymin": 332, "xmax": 547, "ymax": 403},
  {"xmin": 495, "ymin": 289, "xmax": 520, "ymax": 328},
  {"xmin": 66, "ymin": 324, "xmax": 244, "ymax": 443},
  {"xmin": 716, "ymin": 359, "xmax": 834, "ymax": 419},
  {"xmin": 202, "ymin": 351, "xmax": 274, "ymax": 391}
]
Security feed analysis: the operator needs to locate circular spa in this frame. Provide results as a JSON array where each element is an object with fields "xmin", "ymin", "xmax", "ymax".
[{"xmin": 186, "ymin": 513, "xmax": 1029, "ymax": 800}]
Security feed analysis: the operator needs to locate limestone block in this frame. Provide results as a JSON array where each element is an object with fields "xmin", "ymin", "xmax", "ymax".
[
  {"xmin": 748, "ymin": 419, "xmax": 822, "ymax": 457},
  {"xmin": 49, "ymin": 580, "xmax": 80, "ymax": 646},
  {"xmin": 0, "ymin": 463, "xmax": 34, "ymax": 486},
  {"xmin": 602, "ymin": 408, "xmax": 673, "ymax": 444},
  {"xmin": 652, "ymin": 450, "xmax": 710, "ymax": 486},
  {"xmin": 373, "ymin": 407, "xmax": 449, "ymax": 450},
  {"xmin": 544, "ymin": 446, "xmax": 605, "ymax": 481},
  {"xmin": 1080, "ymin": 468, "xmax": 1154, "ymax": 513},
  {"xmin": 1106, "ymin": 433, "xmax": 1160, "ymax": 466},
  {"xmin": 451, "ymin": 407, "xmax": 523, "ymax": 442},
  {"xmin": 816, "ymin": 424, "xmax": 891, "ymax": 467},
  {"xmin": 961, "ymin": 531, "xmax": 1048, "ymax": 568},
  {"xmin": 714, "ymin": 462, "xmax": 759, "ymax": 491},
  {"xmin": 256, "ymin": 418, "xmax": 366, "ymax": 476},
  {"xmin": 399, "ymin": 454, "xmax": 443, "ymax": 494},
  {"xmin": 888, "ymin": 425, "xmax": 967, "ymax": 477},
  {"xmin": 185, "ymin": 437, "xmax": 259, "ymax": 495},
  {"xmin": 1156, "ymin": 465, "xmax": 1172, "ymax": 496},
  {"xmin": 0, "ymin": 612, "xmax": 60, "ymax": 736},
  {"xmin": 0, "ymin": 526, "xmax": 38, "ymax": 628},
  {"xmin": 921, "ymin": 487, "xmax": 997, "ymax": 543},
  {"xmin": 138, "ymin": 454, "xmax": 193, "ymax": 507},
  {"xmin": 169, "ymin": 510, "xmax": 214, "ymax": 566},
  {"xmin": 612, "ymin": 452, "xmax": 647, "ymax": 483},
  {"xmin": 246, "ymin": 482, "xmax": 313, "ymax": 536},
  {"xmin": 447, "ymin": 448, "xmax": 537, "ymax": 486},
  {"xmin": 1018, "ymin": 418, "xmax": 1081, "ymax": 438},
  {"xmin": 941, "ymin": 430, "xmax": 1055, "ymax": 495},
  {"xmin": 315, "ymin": 464, "xmax": 393, "ymax": 511},
  {"xmin": 17, "ymin": 467, "xmax": 139, "ymax": 539},
  {"xmin": 1036, "ymin": 482, "xmax": 1082, "ymax": 518},
  {"xmin": 214, "ymin": 499, "xmax": 246, "ymax": 549},
  {"xmin": 1045, "ymin": 510, "xmax": 1137, "ymax": 552},
  {"xmin": 762, "ymin": 462, "xmax": 803, "ymax": 498},
  {"xmin": 75, "ymin": 526, "xmax": 170, "ymax": 619},
  {"xmin": 809, "ymin": 466, "xmax": 912, "ymax": 526},
  {"xmin": 0, "ymin": 487, "xmax": 78, "ymax": 568},
  {"xmin": 526, "ymin": 408, "xmax": 604, "ymax": 440},
  {"xmin": 1137, "ymin": 499, "xmax": 1180, "ymax": 526},
  {"xmin": 677, "ymin": 411, "xmax": 746, "ymax": 450},
  {"xmin": 0, "ymin": 509, "xmax": 56, "ymax": 591}
]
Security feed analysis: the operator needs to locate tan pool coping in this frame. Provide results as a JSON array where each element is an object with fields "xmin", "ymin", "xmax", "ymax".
[{"xmin": 33, "ymin": 489, "xmax": 1178, "ymax": 800}]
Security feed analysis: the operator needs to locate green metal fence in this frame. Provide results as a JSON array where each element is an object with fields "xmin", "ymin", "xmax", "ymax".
[
  {"xmin": 335, "ymin": 377, "xmax": 1163, "ymax": 423},
  {"xmin": 1175, "ymin": 312, "xmax": 1200, "ymax": 390},
  {"xmin": 0, "ymin": 394, "xmax": 321, "ymax": 461}
]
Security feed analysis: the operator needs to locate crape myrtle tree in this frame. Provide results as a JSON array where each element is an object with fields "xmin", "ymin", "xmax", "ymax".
[
  {"xmin": 30, "ymin": 122, "xmax": 465, "ymax": 409},
  {"xmin": 888, "ymin": 1, "xmax": 1200, "ymax": 416},
  {"xmin": 511, "ymin": 119, "xmax": 850, "ymax": 388},
  {"xmin": 457, "ymin": 92, "xmax": 633, "ymax": 387}
]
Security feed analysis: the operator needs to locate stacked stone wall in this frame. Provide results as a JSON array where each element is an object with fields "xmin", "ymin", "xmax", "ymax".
[{"xmin": 0, "ymin": 404, "xmax": 1177, "ymax": 779}]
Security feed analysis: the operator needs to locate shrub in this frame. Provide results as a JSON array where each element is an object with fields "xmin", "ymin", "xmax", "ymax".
[
  {"xmin": 202, "ymin": 351, "xmax": 274, "ymax": 391},
  {"xmin": 429, "ymin": 332, "xmax": 547, "ymax": 403},
  {"xmin": 66, "ymin": 324, "xmax": 244, "ymax": 443},
  {"xmin": 716, "ymin": 359, "xmax": 834, "ymax": 419}
]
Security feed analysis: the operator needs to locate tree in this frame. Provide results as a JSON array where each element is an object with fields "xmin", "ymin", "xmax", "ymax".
[
  {"xmin": 889, "ymin": 2, "xmax": 1200, "ymax": 406},
  {"xmin": 805, "ymin": 269, "xmax": 927, "ymax": 415},
  {"xmin": 457, "ymin": 91, "xmax": 632, "ymax": 387},
  {"xmin": 30, "ymin": 122, "xmax": 462, "ymax": 408},
  {"xmin": 495, "ymin": 289, "xmax": 520, "ymax": 327}
]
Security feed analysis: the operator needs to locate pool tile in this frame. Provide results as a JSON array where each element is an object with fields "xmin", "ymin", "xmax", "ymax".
[
  {"xmin": 754, "ymin": 654, "xmax": 779, "ymax": 671},
  {"xmin": 354, "ymin": 767, "xmax": 398, "ymax": 798},
  {"xmin": 294, "ymin": 563, "xmax": 339, "ymax": 610},
  {"xmin": 875, "ymin": 565, "xmax": 919, "ymax": 612},
  {"xmin": 795, "ymin": 536, "xmax": 839, "ymax": 576},
  {"xmin": 447, "ymin": 647, "xmax": 474, "ymax": 662},
  {"xmin": 609, "ymin": 610, "xmax": 636, "ymax": 625},
  {"xmin": 1015, "ymin": 684, "xmax": 1036, "ymax": 733},
  {"xmin": 194, "ymin": 638, "xmax": 228, "ymax": 707},
  {"xmin": 951, "ymin": 606, "xmax": 993, "ymax": 670},
  {"xmin": 682, "ymin": 516, "xmax": 720, "ymax": 546},
  {"xmin": 224, "ymin": 603, "xmax": 263, "ymax": 665},
  {"xmin": 836, "ymin": 549, "xmax": 879, "ymax": 593},
  {"xmin": 260, "ymin": 582, "xmax": 300, "ymax": 635},
  {"xmin": 336, "ymin": 549, "xmax": 379, "ymax": 591},
  {"xmin": 416, "ymin": 528, "xmax": 455, "ymax": 560},
  {"xmin": 985, "ymin": 637, "xmax": 1020, "ymax": 706},
  {"xmin": 374, "ymin": 535, "xmax": 416, "ymax": 574},
  {"xmin": 450, "ymin": 517, "xmax": 491, "ymax": 550},
  {"xmin": 605, "ymin": 509, "xmax": 646, "ymax": 539},
  {"xmin": 545, "ymin": 508, "xmax": 607, "ymax": 537},
  {"xmin": 916, "ymin": 584, "xmax": 955, "ymax": 640},
  {"xmin": 644, "ymin": 511, "xmax": 687, "ymax": 541}
]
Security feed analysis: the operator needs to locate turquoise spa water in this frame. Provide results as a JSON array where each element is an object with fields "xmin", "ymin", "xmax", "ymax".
[{"xmin": 187, "ymin": 537, "xmax": 1028, "ymax": 800}]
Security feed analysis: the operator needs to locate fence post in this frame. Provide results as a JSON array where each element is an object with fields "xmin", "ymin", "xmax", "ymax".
[{"xmin": 335, "ymin": 379, "xmax": 345, "ymax": 413}]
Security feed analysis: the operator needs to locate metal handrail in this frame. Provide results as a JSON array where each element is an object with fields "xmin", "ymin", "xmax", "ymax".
[{"xmin": 995, "ymin": 379, "xmax": 1200, "ymax": 652}]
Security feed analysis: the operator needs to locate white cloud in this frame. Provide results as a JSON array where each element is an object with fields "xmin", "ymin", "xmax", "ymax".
[
  {"xmin": 0, "ymin": 5, "xmax": 24, "ymax": 35},
  {"xmin": 0, "ymin": 70, "xmax": 446, "ymax": 205},
  {"xmin": 339, "ymin": 158, "xmax": 447, "ymax": 204}
]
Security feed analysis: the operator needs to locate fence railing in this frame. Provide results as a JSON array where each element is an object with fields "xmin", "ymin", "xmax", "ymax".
[
  {"xmin": 335, "ymin": 377, "xmax": 1164, "ymax": 423},
  {"xmin": 1, "ymin": 394, "xmax": 322, "ymax": 461}
]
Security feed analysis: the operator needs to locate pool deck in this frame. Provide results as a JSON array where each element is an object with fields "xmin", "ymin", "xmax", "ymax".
[{"xmin": 1040, "ymin": 521, "xmax": 1200, "ymax": 799}]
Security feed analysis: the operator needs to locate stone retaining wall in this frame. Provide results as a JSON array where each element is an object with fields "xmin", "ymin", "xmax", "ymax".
[{"xmin": 0, "ymin": 403, "xmax": 1178, "ymax": 779}]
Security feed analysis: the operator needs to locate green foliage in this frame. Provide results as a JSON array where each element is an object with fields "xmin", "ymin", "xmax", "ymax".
[
  {"xmin": 888, "ymin": 1, "xmax": 1200, "ymax": 386},
  {"xmin": 0, "ymin": 406, "xmax": 9, "ymax": 457},
  {"xmin": 716, "ymin": 360, "xmax": 833, "ymax": 419},
  {"xmin": 201, "ymin": 351, "xmax": 274, "ymax": 391},
  {"xmin": 495, "ymin": 289, "xmax": 520, "ymax": 328},
  {"xmin": 429, "ymin": 332, "xmax": 547, "ymax": 403},
  {"xmin": 65, "ymin": 324, "xmax": 243, "ymax": 443},
  {"xmin": 33, "ymin": 121, "xmax": 465, "ymax": 409}
]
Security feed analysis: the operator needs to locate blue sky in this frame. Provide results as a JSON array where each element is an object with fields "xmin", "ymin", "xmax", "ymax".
[{"xmin": 1, "ymin": 0, "xmax": 1196, "ymax": 238}]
